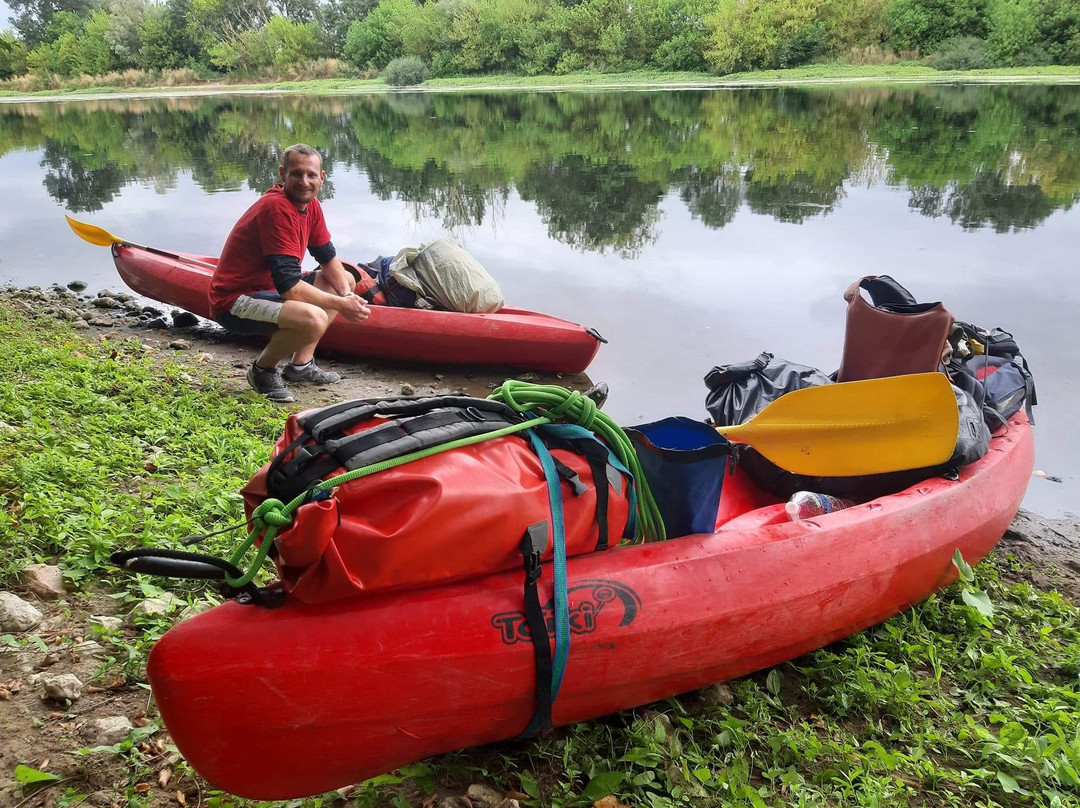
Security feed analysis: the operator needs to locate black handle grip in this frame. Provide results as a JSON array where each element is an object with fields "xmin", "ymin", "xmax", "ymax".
[{"xmin": 120, "ymin": 556, "xmax": 227, "ymax": 580}]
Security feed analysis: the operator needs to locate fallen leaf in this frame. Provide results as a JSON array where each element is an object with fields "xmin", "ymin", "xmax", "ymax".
[
  {"xmin": 137, "ymin": 742, "xmax": 151, "ymax": 754},
  {"xmin": 505, "ymin": 793, "xmax": 531, "ymax": 801},
  {"xmin": 85, "ymin": 686, "xmax": 106, "ymax": 694},
  {"xmin": 134, "ymin": 716, "xmax": 149, "ymax": 727},
  {"xmin": 144, "ymin": 462, "xmax": 158, "ymax": 472},
  {"xmin": 0, "ymin": 688, "xmax": 11, "ymax": 701},
  {"xmin": 176, "ymin": 790, "xmax": 187, "ymax": 806},
  {"xmin": 134, "ymin": 783, "xmax": 151, "ymax": 794},
  {"xmin": 48, "ymin": 712, "xmax": 65, "ymax": 720},
  {"xmin": 39, "ymin": 759, "xmax": 49, "ymax": 770},
  {"xmin": 158, "ymin": 769, "xmax": 172, "ymax": 789},
  {"xmin": 593, "ymin": 797, "xmax": 631, "ymax": 808}
]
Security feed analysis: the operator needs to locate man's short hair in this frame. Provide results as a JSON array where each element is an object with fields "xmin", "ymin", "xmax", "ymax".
[{"xmin": 281, "ymin": 143, "xmax": 322, "ymax": 170}]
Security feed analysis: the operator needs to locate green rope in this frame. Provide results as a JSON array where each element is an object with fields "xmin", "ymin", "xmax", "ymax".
[
  {"xmin": 224, "ymin": 413, "xmax": 551, "ymax": 587},
  {"xmin": 489, "ymin": 380, "xmax": 665, "ymax": 543}
]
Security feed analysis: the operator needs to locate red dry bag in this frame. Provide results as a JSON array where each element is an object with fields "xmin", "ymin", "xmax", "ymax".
[{"xmin": 241, "ymin": 396, "xmax": 633, "ymax": 604}]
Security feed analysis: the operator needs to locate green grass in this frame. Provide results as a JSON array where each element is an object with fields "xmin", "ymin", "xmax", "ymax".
[
  {"xmin": 1, "ymin": 299, "xmax": 1078, "ymax": 807},
  {"xmin": 2, "ymin": 64, "xmax": 1079, "ymax": 100}
]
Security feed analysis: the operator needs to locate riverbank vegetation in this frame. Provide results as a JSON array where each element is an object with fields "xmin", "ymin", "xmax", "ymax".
[
  {"xmin": 1, "ymin": 0, "xmax": 1079, "ymax": 91},
  {"xmin": 2, "ymin": 291, "xmax": 1080, "ymax": 807}
]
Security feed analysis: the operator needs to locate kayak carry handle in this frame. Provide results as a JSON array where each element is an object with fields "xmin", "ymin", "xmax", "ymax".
[{"xmin": 109, "ymin": 548, "xmax": 286, "ymax": 608}]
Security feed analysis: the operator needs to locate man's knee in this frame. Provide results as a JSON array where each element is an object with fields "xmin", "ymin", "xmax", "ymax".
[{"xmin": 282, "ymin": 303, "xmax": 330, "ymax": 337}]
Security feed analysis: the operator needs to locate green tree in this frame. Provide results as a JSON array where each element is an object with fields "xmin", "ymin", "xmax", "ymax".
[
  {"xmin": 104, "ymin": 0, "xmax": 149, "ymax": 68},
  {"xmin": 261, "ymin": 15, "xmax": 325, "ymax": 70},
  {"xmin": 822, "ymin": 0, "xmax": 889, "ymax": 55},
  {"xmin": 82, "ymin": 10, "xmax": 120, "ymax": 74},
  {"xmin": 0, "ymin": 31, "xmax": 30, "ymax": 78},
  {"xmin": 986, "ymin": 0, "xmax": 1038, "ymax": 64},
  {"xmin": 886, "ymin": 0, "xmax": 989, "ymax": 54},
  {"xmin": 449, "ymin": 0, "xmax": 544, "ymax": 74},
  {"xmin": 9, "ymin": 0, "xmax": 93, "ymax": 47},
  {"xmin": 1030, "ymin": 0, "xmax": 1080, "ymax": 64},
  {"xmin": 318, "ymin": 0, "xmax": 380, "ymax": 56},
  {"xmin": 136, "ymin": 3, "xmax": 188, "ymax": 70},
  {"xmin": 646, "ymin": 0, "xmax": 711, "ymax": 71},
  {"xmin": 185, "ymin": 0, "xmax": 271, "ymax": 63},
  {"xmin": 704, "ymin": 0, "xmax": 829, "ymax": 73},
  {"xmin": 343, "ymin": 0, "xmax": 421, "ymax": 68}
]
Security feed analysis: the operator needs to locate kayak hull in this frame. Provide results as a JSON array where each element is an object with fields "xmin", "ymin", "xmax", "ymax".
[
  {"xmin": 147, "ymin": 417, "xmax": 1034, "ymax": 800},
  {"xmin": 111, "ymin": 245, "xmax": 603, "ymax": 373}
]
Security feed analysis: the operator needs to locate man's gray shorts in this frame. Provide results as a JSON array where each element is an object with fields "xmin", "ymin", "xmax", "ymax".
[{"xmin": 216, "ymin": 271, "xmax": 317, "ymax": 335}]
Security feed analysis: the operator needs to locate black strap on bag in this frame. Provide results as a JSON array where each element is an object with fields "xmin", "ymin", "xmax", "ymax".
[
  {"xmin": 519, "ymin": 521, "xmax": 554, "ymax": 734},
  {"xmin": 538, "ymin": 433, "xmax": 630, "ymax": 552},
  {"xmin": 266, "ymin": 396, "xmax": 527, "ymax": 501}
]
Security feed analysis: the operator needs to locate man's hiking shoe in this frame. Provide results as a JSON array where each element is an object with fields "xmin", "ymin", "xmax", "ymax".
[
  {"xmin": 283, "ymin": 361, "xmax": 341, "ymax": 385},
  {"xmin": 247, "ymin": 363, "xmax": 295, "ymax": 403}
]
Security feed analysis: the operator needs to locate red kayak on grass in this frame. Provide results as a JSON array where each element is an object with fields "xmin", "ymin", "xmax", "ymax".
[
  {"xmin": 145, "ymin": 415, "xmax": 1034, "ymax": 800},
  {"xmin": 110, "ymin": 245, "xmax": 605, "ymax": 373}
]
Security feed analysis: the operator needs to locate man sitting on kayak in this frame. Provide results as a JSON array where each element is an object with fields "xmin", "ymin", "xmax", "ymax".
[{"xmin": 208, "ymin": 143, "xmax": 370, "ymax": 403}]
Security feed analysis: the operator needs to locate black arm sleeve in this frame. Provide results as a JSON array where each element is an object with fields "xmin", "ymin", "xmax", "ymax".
[
  {"xmin": 267, "ymin": 254, "xmax": 304, "ymax": 295},
  {"xmin": 309, "ymin": 240, "xmax": 337, "ymax": 265}
]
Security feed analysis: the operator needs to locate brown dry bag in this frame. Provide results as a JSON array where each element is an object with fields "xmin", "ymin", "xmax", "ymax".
[{"xmin": 836, "ymin": 275, "xmax": 954, "ymax": 382}]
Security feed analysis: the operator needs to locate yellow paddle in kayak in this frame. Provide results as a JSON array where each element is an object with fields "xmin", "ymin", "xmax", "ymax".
[
  {"xmin": 716, "ymin": 372, "xmax": 959, "ymax": 476},
  {"xmin": 65, "ymin": 215, "xmax": 217, "ymax": 270}
]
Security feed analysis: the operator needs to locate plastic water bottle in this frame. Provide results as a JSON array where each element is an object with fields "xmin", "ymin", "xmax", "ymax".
[{"xmin": 785, "ymin": 491, "xmax": 855, "ymax": 522}]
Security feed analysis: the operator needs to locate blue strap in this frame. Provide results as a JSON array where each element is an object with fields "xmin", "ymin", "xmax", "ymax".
[
  {"xmin": 526, "ymin": 429, "xmax": 571, "ymax": 702},
  {"xmin": 538, "ymin": 424, "xmax": 638, "ymax": 540}
]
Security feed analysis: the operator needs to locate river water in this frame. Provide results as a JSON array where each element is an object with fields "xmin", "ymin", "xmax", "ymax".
[{"xmin": 0, "ymin": 85, "xmax": 1076, "ymax": 515}]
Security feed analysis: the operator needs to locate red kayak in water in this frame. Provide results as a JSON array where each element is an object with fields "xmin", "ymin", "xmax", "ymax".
[
  {"xmin": 146, "ymin": 416, "xmax": 1034, "ymax": 800},
  {"xmin": 111, "ymin": 245, "xmax": 605, "ymax": 373}
]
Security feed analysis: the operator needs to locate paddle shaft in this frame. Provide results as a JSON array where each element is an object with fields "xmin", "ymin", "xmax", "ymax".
[{"xmin": 119, "ymin": 241, "xmax": 217, "ymax": 270}]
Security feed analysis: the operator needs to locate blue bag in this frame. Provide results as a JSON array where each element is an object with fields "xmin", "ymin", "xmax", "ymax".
[{"xmin": 625, "ymin": 417, "xmax": 731, "ymax": 539}]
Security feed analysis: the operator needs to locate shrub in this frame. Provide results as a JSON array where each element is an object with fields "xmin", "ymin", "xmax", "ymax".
[
  {"xmin": 383, "ymin": 54, "xmax": 428, "ymax": 85},
  {"xmin": 927, "ymin": 35, "xmax": 992, "ymax": 68}
]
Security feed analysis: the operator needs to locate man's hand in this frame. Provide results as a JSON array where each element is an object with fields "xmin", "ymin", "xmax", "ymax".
[{"xmin": 335, "ymin": 293, "xmax": 371, "ymax": 323}]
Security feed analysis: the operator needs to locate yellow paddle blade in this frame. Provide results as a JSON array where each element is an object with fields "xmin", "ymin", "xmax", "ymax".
[
  {"xmin": 717, "ymin": 373, "xmax": 959, "ymax": 477},
  {"xmin": 66, "ymin": 215, "xmax": 122, "ymax": 247}
]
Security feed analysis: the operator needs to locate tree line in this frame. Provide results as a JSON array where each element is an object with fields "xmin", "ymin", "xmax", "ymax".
[
  {"xmin": 2, "ymin": 86, "xmax": 1076, "ymax": 250},
  {"xmin": 1, "ymin": 0, "xmax": 1078, "ymax": 84}
]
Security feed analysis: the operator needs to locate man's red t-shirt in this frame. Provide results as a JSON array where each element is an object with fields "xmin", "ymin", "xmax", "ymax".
[{"xmin": 208, "ymin": 185, "xmax": 332, "ymax": 318}]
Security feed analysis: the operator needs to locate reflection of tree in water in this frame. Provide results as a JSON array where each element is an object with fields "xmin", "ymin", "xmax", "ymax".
[
  {"xmin": 362, "ymin": 152, "xmax": 510, "ymax": 232},
  {"xmin": 909, "ymin": 172, "xmax": 1067, "ymax": 233},
  {"xmin": 518, "ymin": 156, "xmax": 663, "ymax": 258},
  {"xmin": 5, "ymin": 85, "xmax": 1080, "ymax": 246},
  {"xmin": 744, "ymin": 169, "xmax": 844, "ymax": 224},
  {"xmin": 679, "ymin": 166, "xmax": 745, "ymax": 229},
  {"xmin": 40, "ymin": 143, "xmax": 125, "ymax": 213}
]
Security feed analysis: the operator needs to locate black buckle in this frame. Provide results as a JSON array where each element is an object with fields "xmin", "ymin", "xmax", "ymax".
[{"xmin": 519, "ymin": 521, "xmax": 548, "ymax": 584}]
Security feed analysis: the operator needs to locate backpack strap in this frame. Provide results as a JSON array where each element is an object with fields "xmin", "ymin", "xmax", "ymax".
[
  {"xmin": 847, "ymin": 275, "xmax": 943, "ymax": 314},
  {"xmin": 267, "ymin": 397, "xmax": 527, "ymax": 501},
  {"xmin": 536, "ymin": 424, "xmax": 635, "ymax": 552}
]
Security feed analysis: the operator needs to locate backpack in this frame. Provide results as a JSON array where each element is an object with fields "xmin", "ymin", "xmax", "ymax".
[
  {"xmin": 240, "ymin": 394, "xmax": 635, "ymax": 604},
  {"xmin": 946, "ymin": 322, "xmax": 1036, "ymax": 429}
]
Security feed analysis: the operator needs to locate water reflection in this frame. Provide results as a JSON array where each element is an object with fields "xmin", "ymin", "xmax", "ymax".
[{"xmin": 2, "ymin": 85, "xmax": 1077, "ymax": 249}]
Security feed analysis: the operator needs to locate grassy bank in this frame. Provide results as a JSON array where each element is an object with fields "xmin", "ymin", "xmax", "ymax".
[
  {"xmin": 1, "ymin": 297, "xmax": 1078, "ymax": 807},
  {"xmin": 2, "ymin": 64, "xmax": 1080, "ymax": 101}
]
